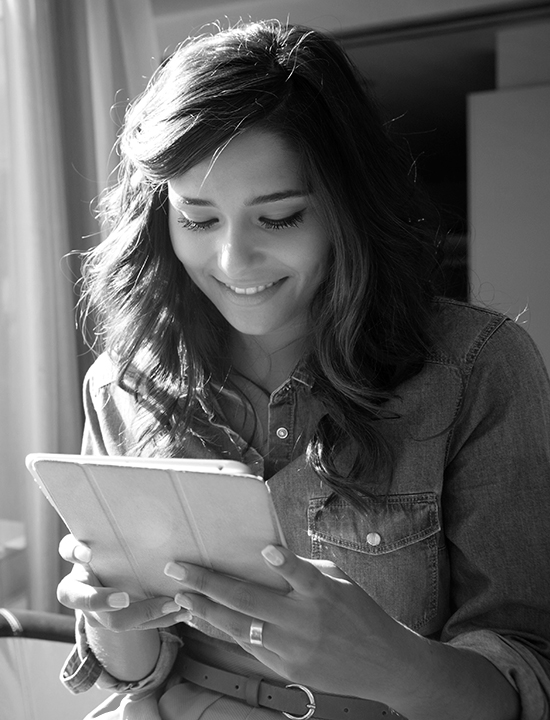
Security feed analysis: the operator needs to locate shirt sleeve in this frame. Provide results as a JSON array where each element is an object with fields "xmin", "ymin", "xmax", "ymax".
[
  {"xmin": 442, "ymin": 319, "xmax": 550, "ymax": 718},
  {"xmin": 61, "ymin": 611, "xmax": 183, "ymax": 696},
  {"xmin": 62, "ymin": 356, "xmax": 182, "ymax": 695},
  {"xmin": 80, "ymin": 353, "xmax": 142, "ymax": 456}
]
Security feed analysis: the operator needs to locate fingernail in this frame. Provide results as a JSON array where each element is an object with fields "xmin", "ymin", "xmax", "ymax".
[
  {"xmin": 164, "ymin": 562, "xmax": 187, "ymax": 581},
  {"xmin": 174, "ymin": 592, "xmax": 192, "ymax": 610},
  {"xmin": 107, "ymin": 592, "xmax": 130, "ymax": 609},
  {"xmin": 161, "ymin": 600, "xmax": 180, "ymax": 615},
  {"xmin": 261, "ymin": 545, "xmax": 285, "ymax": 566},
  {"xmin": 175, "ymin": 611, "xmax": 192, "ymax": 623},
  {"xmin": 74, "ymin": 545, "xmax": 92, "ymax": 563}
]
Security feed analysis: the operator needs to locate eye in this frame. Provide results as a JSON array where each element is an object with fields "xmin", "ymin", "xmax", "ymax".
[
  {"xmin": 177, "ymin": 216, "xmax": 217, "ymax": 231},
  {"xmin": 260, "ymin": 210, "xmax": 304, "ymax": 231}
]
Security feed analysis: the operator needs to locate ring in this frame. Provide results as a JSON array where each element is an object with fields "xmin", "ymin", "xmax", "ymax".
[{"xmin": 249, "ymin": 619, "xmax": 264, "ymax": 647}]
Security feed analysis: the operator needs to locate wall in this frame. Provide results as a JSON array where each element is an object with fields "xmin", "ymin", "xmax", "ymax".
[
  {"xmin": 468, "ymin": 20, "xmax": 550, "ymax": 366},
  {"xmin": 154, "ymin": 0, "xmax": 544, "ymax": 51}
]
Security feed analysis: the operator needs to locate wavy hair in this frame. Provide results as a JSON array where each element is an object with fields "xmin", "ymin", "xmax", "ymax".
[{"xmin": 82, "ymin": 20, "xmax": 441, "ymax": 508}]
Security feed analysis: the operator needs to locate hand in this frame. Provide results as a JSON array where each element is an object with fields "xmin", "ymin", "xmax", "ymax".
[
  {"xmin": 57, "ymin": 534, "xmax": 183, "ymax": 632},
  {"xmin": 164, "ymin": 545, "xmax": 418, "ymax": 704}
]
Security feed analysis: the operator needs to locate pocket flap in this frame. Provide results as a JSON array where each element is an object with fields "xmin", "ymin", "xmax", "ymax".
[{"xmin": 308, "ymin": 492, "xmax": 440, "ymax": 555}]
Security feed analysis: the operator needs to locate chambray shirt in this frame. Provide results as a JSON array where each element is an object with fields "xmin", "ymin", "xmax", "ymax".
[{"xmin": 62, "ymin": 298, "xmax": 550, "ymax": 718}]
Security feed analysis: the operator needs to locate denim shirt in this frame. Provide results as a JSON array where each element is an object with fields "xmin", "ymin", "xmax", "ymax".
[{"xmin": 62, "ymin": 298, "xmax": 550, "ymax": 718}]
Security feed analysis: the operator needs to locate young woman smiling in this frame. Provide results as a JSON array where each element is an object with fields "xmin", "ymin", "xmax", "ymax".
[{"xmin": 56, "ymin": 20, "xmax": 550, "ymax": 720}]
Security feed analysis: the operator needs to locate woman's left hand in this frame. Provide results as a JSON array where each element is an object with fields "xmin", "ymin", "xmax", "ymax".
[{"xmin": 164, "ymin": 544, "xmax": 417, "ymax": 703}]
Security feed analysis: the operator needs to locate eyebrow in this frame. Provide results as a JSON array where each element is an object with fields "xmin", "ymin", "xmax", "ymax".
[{"xmin": 170, "ymin": 190, "xmax": 308, "ymax": 208}]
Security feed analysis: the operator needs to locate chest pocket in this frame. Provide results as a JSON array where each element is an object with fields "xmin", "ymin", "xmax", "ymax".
[{"xmin": 308, "ymin": 493, "xmax": 448, "ymax": 633}]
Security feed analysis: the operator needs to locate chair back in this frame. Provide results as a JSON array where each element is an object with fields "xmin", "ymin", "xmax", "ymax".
[{"xmin": 0, "ymin": 608, "xmax": 110, "ymax": 720}]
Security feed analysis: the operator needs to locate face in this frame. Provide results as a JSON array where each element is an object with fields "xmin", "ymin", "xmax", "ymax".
[{"xmin": 167, "ymin": 130, "xmax": 331, "ymax": 350}]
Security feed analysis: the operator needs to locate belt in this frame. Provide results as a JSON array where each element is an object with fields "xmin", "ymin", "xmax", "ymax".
[{"xmin": 176, "ymin": 655, "xmax": 405, "ymax": 720}]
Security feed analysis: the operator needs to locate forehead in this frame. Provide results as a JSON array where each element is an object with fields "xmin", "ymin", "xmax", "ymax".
[{"xmin": 168, "ymin": 130, "xmax": 305, "ymax": 202}]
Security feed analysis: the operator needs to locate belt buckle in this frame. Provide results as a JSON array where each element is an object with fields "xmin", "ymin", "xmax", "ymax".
[{"xmin": 283, "ymin": 684, "xmax": 316, "ymax": 720}]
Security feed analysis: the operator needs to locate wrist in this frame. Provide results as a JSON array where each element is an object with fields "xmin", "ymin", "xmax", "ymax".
[
  {"xmin": 386, "ymin": 633, "xmax": 520, "ymax": 720},
  {"xmin": 83, "ymin": 616, "xmax": 161, "ymax": 683}
]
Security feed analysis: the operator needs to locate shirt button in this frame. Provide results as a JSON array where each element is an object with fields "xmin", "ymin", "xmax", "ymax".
[
  {"xmin": 276, "ymin": 427, "xmax": 289, "ymax": 439},
  {"xmin": 366, "ymin": 532, "xmax": 381, "ymax": 546}
]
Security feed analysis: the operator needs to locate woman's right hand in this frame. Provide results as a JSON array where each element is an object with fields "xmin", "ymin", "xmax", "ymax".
[{"xmin": 57, "ymin": 534, "xmax": 183, "ymax": 632}]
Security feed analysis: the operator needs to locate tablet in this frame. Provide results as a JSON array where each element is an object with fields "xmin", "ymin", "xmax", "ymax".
[{"xmin": 26, "ymin": 453, "xmax": 288, "ymax": 599}]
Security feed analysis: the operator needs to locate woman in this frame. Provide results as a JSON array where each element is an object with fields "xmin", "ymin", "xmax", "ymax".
[{"xmin": 58, "ymin": 20, "xmax": 550, "ymax": 720}]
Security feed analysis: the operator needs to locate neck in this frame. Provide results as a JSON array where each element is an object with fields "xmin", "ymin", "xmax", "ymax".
[{"xmin": 231, "ymin": 332, "xmax": 308, "ymax": 393}]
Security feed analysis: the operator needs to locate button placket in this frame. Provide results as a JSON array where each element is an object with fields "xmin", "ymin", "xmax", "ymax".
[{"xmin": 268, "ymin": 385, "xmax": 294, "ymax": 465}]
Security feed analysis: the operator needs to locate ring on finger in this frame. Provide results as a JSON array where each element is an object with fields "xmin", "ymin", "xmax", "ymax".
[{"xmin": 249, "ymin": 618, "xmax": 265, "ymax": 647}]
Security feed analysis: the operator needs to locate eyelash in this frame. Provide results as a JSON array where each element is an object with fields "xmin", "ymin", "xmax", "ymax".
[
  {"xmin": 177, "ymin": 218, "xmax": 216, "ymax": 231},
  {"xmin": 177, "ymin": 211, "xmax": 305, "ymax": 232}
]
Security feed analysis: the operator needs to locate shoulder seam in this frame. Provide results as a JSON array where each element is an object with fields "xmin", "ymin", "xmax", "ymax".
[{"xmin": 464, "ymin": 315, "xmax": 510, "ymax": 365}]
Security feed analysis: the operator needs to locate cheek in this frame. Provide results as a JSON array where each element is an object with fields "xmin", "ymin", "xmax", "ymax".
[
  {"xmin": 300, "ymin": 219, "xmax": 331, "ymax": 270},
  {"xmin": 301, "ymin": 236, "xmax": 331, "ymax": 281},
  {"xmin": 169, "ymin": 230, "xmax": 202, "ymax": 275},
  {"xmin": 168, "ymin": 219, "xmax": 182, "ymax": 260},
  {"xmin": 168, "ymin": 213, "xmax": 194, "ymax": 267},
  {"xmin": 170, "ymin": 238, "xmax": 188, "ymax": 266}
]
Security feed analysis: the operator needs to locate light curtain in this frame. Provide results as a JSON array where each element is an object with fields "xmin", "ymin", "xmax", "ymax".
[
  {"xmin": 86, "ymin": 0, "xmax": 160, "ymax": 197},
  {"xmin": 0, "ymin": 0, "xmax": 159, "ymax": 611},
  {"xmin": 1, "ymin": 0, "xmax": 82, "ymax": 612}
]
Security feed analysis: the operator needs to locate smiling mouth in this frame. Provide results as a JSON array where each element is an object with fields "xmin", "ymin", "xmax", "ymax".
[{"xmin": 222, "ymin": 279, "xmax": 282, "ymax": 295}]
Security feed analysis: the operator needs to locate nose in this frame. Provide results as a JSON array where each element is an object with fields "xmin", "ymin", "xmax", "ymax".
[{"xmin": 217, "ymin": 223, "xmax": 261, "ymax": 279}]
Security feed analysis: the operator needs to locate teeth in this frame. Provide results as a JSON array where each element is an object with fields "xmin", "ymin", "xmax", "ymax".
[{"xmin": 226, "ymin": 281, "xmax": 276, "ymax": 295}]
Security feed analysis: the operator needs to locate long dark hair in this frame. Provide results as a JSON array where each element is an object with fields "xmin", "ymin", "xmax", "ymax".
[{"xmin": 82, "ymin": 20, "xmax": 441, "ymax": 508}]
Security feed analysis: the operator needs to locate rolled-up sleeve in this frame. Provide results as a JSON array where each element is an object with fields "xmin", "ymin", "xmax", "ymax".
[
  {"xmin": 448, "ymin": 630, "xmax": 550, "ymax": 718},
  {"xmin": 61, "ymin": 611, "xmax": 182, "ymax": 696},
  {"xmin": 442, "ymin": 320, "xmax": 550, "ymax": 718}
]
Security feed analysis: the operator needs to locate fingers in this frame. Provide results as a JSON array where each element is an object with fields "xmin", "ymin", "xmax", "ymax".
[
  {"xmin": 96, "ymin": 597, "xmax": 184, "ymax": 632},
  {"xmin": 57, "ymin": 574, "xmax": 184, "ymax": 632},
  {"xmin": 57, "ymin": 560, "xmax": 182, "ymax": 632},
  {"xmin": 164, "ymin": 560, "xmax": 278, "ymax": 618},
  {"xmin": 163, "ymin": 546, "xmax": 337, "ymax": 623},
  {"xmin": 58, "ymin": 534, "xmax": 92, "ymax": 564},
  {"xmin": 56, "ymin": 535, "xmax": 196, "ymax": 632},
  {"xmin": 57, "ymin": 567, "xmax": 128, "ymax": 613},
  {"xmin": 164, "ymin": 559, "xmax": 287, "ymax": 649},
  {"xmin": 164, "ymin": 545, "xmax": 332, "ymax": 605},
  {"xmin": 162, "ymin": 548, "xmax": 337, "ymax": 649}
]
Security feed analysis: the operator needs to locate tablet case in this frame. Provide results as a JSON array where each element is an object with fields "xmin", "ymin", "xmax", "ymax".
[{"xmin": 26, "ymin": 454, "xmax": 288, "ymax": 599}]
